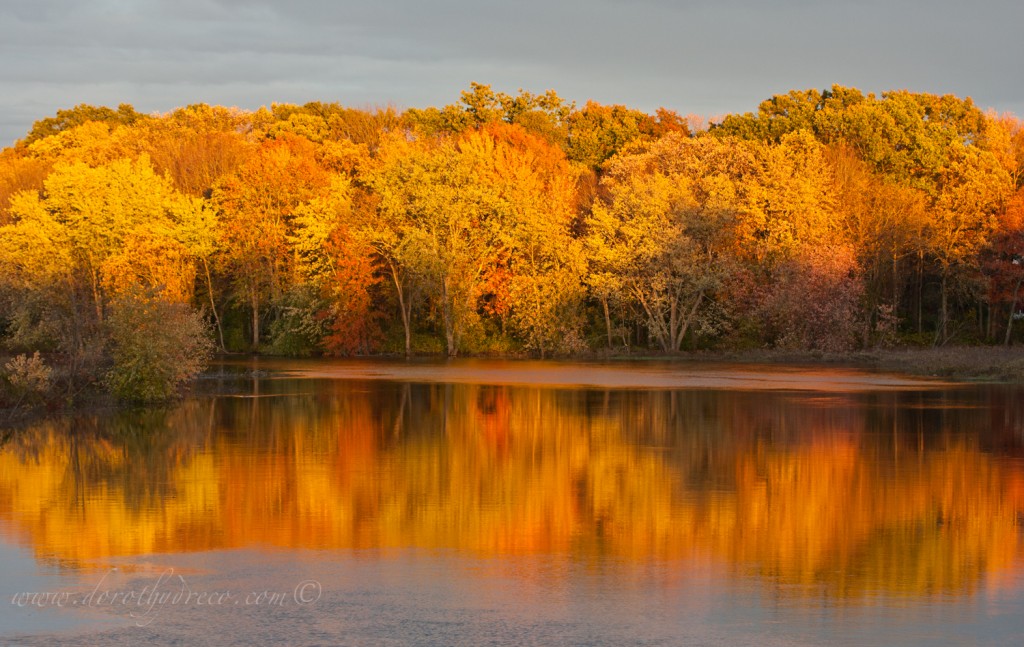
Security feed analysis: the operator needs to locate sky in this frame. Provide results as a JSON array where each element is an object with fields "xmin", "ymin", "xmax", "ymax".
[{"xmin": 1, "ymin": 0, "xmax": 1022, "ymax": 146}]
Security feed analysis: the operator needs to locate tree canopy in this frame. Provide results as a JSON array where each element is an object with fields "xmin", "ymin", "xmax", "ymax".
[{"xmin": 2, "ymin": 84, "xmax": 1023, "ymax": 403}]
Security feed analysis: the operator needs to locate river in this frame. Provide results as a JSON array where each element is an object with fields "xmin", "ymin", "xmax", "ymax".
[{"xmin": 1, "ymin": 359, "xmax": 1022, "ymax": 645}]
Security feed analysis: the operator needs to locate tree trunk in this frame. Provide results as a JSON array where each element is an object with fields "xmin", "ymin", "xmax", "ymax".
[
  {"xmin": 892, "ymin": 254, "xmax": 900, "ymax": 316},
  {"xmin": 674, "ymin": 291, "xmax": 704, "ymax": 352},
  {"xmin": 442, "ymin": 278, "xmax": 457, "ymax": 357},
  {"xmin": 1005, "ymin": 272, "xmax": 1024, "ymax": 346},
  {"xmin": 203, "ymin": 257, "xmax": 226, "ymax": 351},
  {"xmin": 390, "ymin": 261, "xmax": 412, "ymax": 358},
  {"xmin": 602, "ymin": 297, "xmax": 613, "ymax": 350},
  {"xmin": 668, "ymin": 293, "xmax": 679, "ymax": 352},
  {"xmin": 250, "ymin": 284, "xmax": 260, "ymax": 352},
  {"xmin": 934, "ymin": 271, "xmax": 947, "ymax": 347},
  {"xmin": 917, "ymin": 252, "xmax": 923, "ymax": 335},
  {"xmin": 90, "ymin": 265, "xmax": 104, "ymax": 324}
]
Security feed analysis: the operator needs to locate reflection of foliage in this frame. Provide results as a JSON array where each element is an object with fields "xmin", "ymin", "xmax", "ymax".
[
  {"xmin": 0, "ymin": 401, "xmax": 216, "ymax": 563},
  {"xmin": 1, "ymin": 379, "xmax": 1023, "ymax": 602}
]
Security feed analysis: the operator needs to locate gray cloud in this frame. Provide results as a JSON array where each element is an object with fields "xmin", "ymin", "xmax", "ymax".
[{"xmin": 1, "ymin": 0, "xmax": 1021, "ymax": 145}]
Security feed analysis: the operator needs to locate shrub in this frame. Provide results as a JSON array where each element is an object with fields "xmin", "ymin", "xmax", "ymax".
[
  {"xmin": 267, "ymin": 286, "xmax": 328, "ymax": 357},
  {"xmin": 105, "ymin": 290, "xmax": 213, "ymax": 402},
  {"xmin": 2, "ymin": 351, "xmax": 54, "ymax": 406}
]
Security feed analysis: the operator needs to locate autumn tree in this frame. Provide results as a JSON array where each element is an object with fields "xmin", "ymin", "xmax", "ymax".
[
  {"xmin": 139, "ymin": 104, "xmax": 253, "ymax": 197},
  {"xmin": 0, "ymin": 156, "xmax": 213, "ymax": 394},
  {"xmin": 287, "ymin": 177, "xmax": 382, "ymax": 356},
  {"xmin": 759, "ymin": 244, "xmax": 865, "ymax": 351},
  {"xmin": 984, "ymin": 188, "xmax": 1024, "ymax": 344},
  {"xmin": 829, "ymin": 144, "xmax": 929, "ymax": 343},
  {"xmin": 105, "ymin": 288, "xmax": 213, "ymax": 401},
  {"xmin": 474, "ymin": 124, "xmax": 586, "ymax": 356},
  {"xmin": 405, "ymin": 83, "xmax": 573, "ymax": 148},
  {"xmin": 567, "ymin": 101, "xmax": 689, "ymax": 170},
  {"xmin": 212, "ymin": 134, "xmax": 333, "ymax": 350},
  {"xmin": 0, "ymin": 148, "xmax": 50, "ymax": 225},
  {"xmin": 589, "ymin": 134, "xmax": 749, "ymax": 351},
  {"xmin": 22, "ymin": 103, "xmax": 145, "ymax": 146},
  {"xmin": 368, "ymin": 132, "xmax": 506, "ymax": 356},
  {"xmin": 7, "ymin": 157, "xmax": 200, "ymax": 320}
]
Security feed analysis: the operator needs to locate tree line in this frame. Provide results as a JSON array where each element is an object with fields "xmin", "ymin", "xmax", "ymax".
[{"xmin": 1, "ymin": 83, "xmax": 1023, "ymax": 400}]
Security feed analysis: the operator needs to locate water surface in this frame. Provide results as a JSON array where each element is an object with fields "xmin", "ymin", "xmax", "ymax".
[{"xmin": 1, "ymin": 360, "xmax": 1022, "ymax": 645}]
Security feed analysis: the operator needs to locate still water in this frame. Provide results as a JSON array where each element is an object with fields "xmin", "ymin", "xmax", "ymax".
[{"xmin": 1, "ymin": 359, "xmax": 1023, "ymax": 645}]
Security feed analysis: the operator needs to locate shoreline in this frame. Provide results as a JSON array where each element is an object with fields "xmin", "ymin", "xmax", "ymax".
[
  {"xmin": 688, "ymin": 346, "xmax": 1024, "ymax": 382},
  {"xmin": 212, "ymin": 344, "xmax": 1024, "ymax": 382},
  {"xmin": 564, "ymin": 346, "xmax": 1024, "ymax": 382},
  {"xmin": 4, "ymin": 345, "xmax": 1024, "ymax": 429}
]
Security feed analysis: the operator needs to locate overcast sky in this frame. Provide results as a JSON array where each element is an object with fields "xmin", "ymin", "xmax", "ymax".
[{"xmin": 1, "ymin": 0, "xmax": 1021, "ymax": 146}]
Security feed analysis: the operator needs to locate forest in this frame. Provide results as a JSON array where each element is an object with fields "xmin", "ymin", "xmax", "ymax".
[{"xmin": 1, "ymin": 83, "xmax": 1023, "ymax": 401}]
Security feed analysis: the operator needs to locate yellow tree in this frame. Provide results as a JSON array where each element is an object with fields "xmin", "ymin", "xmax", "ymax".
[
  {"xmin": 25, "ymin": 120, "xmax": 142, "ymax": 168},
  {"xmin": 0, "ymin": 148, "xmax": 50, "ymax": 226},
  {"xmin": 742, "ymin": 130, "xmax": 839, "ymax": 264},
  {"xmin": 0, "ymin": 156, "xmax": 212, "ymax": 388},
  {"xmin": 368, "ymin": 132, "xmax": 501, "ymax": 355},
  {"xmin": 11, "ymin": 157, "xmax": 195, "ymax": 320},
  {"xmin": 138, "ymin": 104, "xmax": 254, "ymax": 197},
  {"xmin": 0, "ymin": 191, "xmax": 78, "ymax": 351},
  {"xmin": 584, "ymin": 205, "xmax": 630, "ymax": 349},
  {"xmin": 473, "ymin": 124, "xmax": 586, "ymax": 356},
  {"xmin": 288, "ymin": 176, "xmax": 383, "ymax": 355},
  {"xmin": 358, "ymin": 134, "xmax": 424, "ymax": 356},
  {"xmin": 368, "ymin": 125, "xmax": 583, "ymax": 356},
  {"xmin": 590, "ymin": 134, "xmax": 750, "ymax": 351},
  {"xmin": 173, "ymin": 197, "xmax": 226, "ymax": 349},
  {"xmin": 928, "ymin": 144, "xmax": 1011, "ymax": 343}
]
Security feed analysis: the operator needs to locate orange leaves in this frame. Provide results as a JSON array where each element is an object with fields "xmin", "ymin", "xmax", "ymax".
[
  {"xmin": 6, "ymin": 88, "xmax": 1024, "ymax": 354},
  {"xmin": 214, "ymin": 134, "xmax": 333, "ymax": 231},
  {"xmin": 100, "ymin": 231, "xmax": 196, "ymax": 304},
  {"xmin": 212, "ymin": 134, "xmax": 339, "ymax": 348},
  {"xmin": 319, "ymin": 227, "xmax": 381, "ymax": 356},
  {"xmin": 0, "ymin": 148, "xmax": 50, "ymax": 225}
]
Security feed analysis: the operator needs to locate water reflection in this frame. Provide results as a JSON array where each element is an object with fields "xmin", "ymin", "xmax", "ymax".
[{"xmin": 1, "ymin": 376, "xmax": 1023, "ymax": 604}]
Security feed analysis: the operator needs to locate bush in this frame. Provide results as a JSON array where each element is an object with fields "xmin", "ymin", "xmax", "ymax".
[
  {"xmin": 267, "ymin": 285, "xmax": 329, "ymax": 357},
  {"xmin": 105, "ymin": 290, "xmax": 213, "ymax": 402},
  {"xmin": 2, "ymin": 351, "xmax": 54, "ymax": 406}
]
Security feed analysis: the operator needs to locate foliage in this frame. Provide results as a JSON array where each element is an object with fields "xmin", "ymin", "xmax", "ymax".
[
  {"xmin": 23, "ymin": 103, "xmax": 145, "ymax": 146},
  {"xmin": 760, "ymin": 245, "xmax": 865, "ymax": 352},
  {"xmin": 266, "ymin": 285, "xmax": 330, "ymax": 357},
  {"xmin": 0, "ymin": 83, "xmax": 1022, "ymax": 372},
  {"xmin": 105, "ymin": 290, "xmax": 213, "ymax": 402},
  {"xmin": 590, "ymin": 134, "xmax": 749, "ymax": 351},
  {"xmin": 2, "ymin": 352, "xmax": 54, "ymax": 407},
  {"xmin": 212, "ymin": 134, "xmax": 335, "ymax": 350}
]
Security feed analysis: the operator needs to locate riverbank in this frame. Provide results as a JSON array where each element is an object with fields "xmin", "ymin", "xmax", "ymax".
[
  {"xmin": 674, "ymin": 345, "xmax": 1024, "ymax": 382},
  {"xmin": 235, "ymin": 344, "xmax": 1024, "ymax": 384},
  {"xmin": 4, "ymin": 345, "xmax": 1024, "ymax": 428}
]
